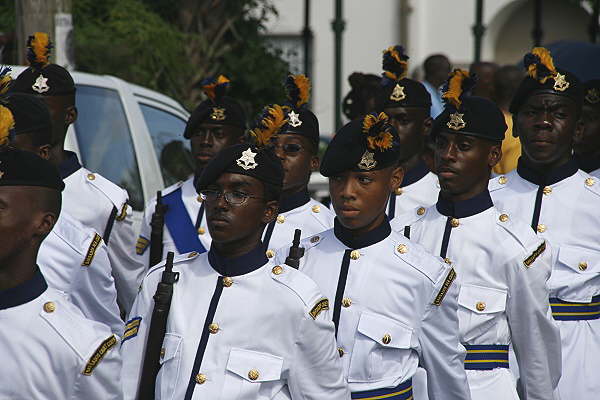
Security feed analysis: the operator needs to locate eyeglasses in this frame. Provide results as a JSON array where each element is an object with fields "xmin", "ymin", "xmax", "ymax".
[
  {"xmin": 200, "ymin": 190, "xmax": 264, "ymax": 206},
  {"xmin": 267, "ymin": 142, "xmax": 303, "ymax": 154}
]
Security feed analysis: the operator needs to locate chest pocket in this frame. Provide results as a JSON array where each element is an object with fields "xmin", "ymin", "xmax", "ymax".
[
  {"xmin": 348, "ymin": 311, "xmax": 414, "ymax": 383},
  {"xmin": 220, "ymin": 348, "xmax": 284, "ymax": 400},
  {"xmin": 458, "ymin": 284, "xmax": 508, "ymax": 343},
  {"xmin": 552, "ymin": 246, "xmax": 600, "ymax": 302},
  {"xmin": 156, "ymin": 333, "xmax": 183, "ymax": 400}
]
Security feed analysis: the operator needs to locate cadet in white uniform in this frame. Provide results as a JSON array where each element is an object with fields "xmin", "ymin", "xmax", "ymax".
[
  {"xmin": 393, "ymin": 74, "xmax": 561, "ymax": 400},
  {"xmin": 250, "ymin": 78, "xmax": 334, "ymax": 258},
  {"xmin": 122, "ymin": 143, "xmax": 349, "ymax": 399},
  {"xmin": 5, "ymin": 91, "xmax": 122, "ymax": 335},
  {"xmin": 489, "ymin": 47, "xmax": 600, "ymax": 399},
  {"xmin": 574, "ymin": 79, "xmax": 600, "ymax": 177},
  {"xmin": 10, "ymin": 32, "xmax": 143, "ymax": 313},
  {"xmin": 375, "ymin": 46, "xmax": 440, "ymax": 219},
  {"xmin": 277, "ymin": 112, "xmax": 471, "ymax": 400},
  {"xmin": 0, "ymin": 148, "xmax": 122, "ymax": 400},
  {"xmin": 137, "ymin": 75, "xmax": 245, "ymax": 266}
]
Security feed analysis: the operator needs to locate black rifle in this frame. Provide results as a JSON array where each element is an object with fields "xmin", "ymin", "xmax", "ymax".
[
  {"xmin": 149, "ymin": 191, "xmax": 168, "ymax": 267},
  {"xmin": 137, "ymin": 252, "xmax": 178, "ymax": 400},
  {"xmin": 284, "ymin": 229, "xmax": 305, "ymax": 269}
]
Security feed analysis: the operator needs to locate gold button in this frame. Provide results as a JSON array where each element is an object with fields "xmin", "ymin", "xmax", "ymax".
[
  {"xmin": 338, "ymin": 347, "xmax": 345, "ymax": 357},
  {"xmin": 277, "ymin": 215, "xmax": 285, "ymax": 224},
  {"xmin": 197, "ymin": 227, "xmax": 205, "ymax": 235},
  {"xmin": 86, "ymin": 173, "xmax": 95, "ymax": 181},
  {"xmin": 197, "ymin": 195, "xmax": 203, "ymax": 202},
  {"xmin": 188, "ymin": 251, "xmax": 198, "ymax": 258},
  {"xmin": 342, "ymin": 298, "xmax": 352, "ymax": 308},
  {"xmin": 537, "ymin": 224, "xmax": 546, "ymax": 233},
  {"xmin": 417, "ymin": 207, "xmax": 425, "ymax": 216},
  {"xmin": 160, "ymin": 348, "xmax": 166, "ymax": 359},
  {"xmin": 350, "ymin": 250, "xmax": 360, "ymax": 260},
  {"xmin": 476, "ymin": 301, "xmax": 486, "ymax": 311},
  {"xmin": 382, "ymin": 334, "xmax": 392, "ymax": 345},
  {"xmin": 450, "ymin": 218, "xmax": 459, "ymax": 228},
  {"xmin": 579, "ymin": 262, "xmax": 588, "ymax": 271},
  {"xmin": 395, "ymin": 187, "xmax": 403, "ymax": 195},
  {"xmin": 266, "ymin": 249, "xmax": 275, "ymax": 258},
  {"xmin": 310, "ymin": 236, "xmax": 320, "ymax": 243},
  {"xmin": 444, "ymin": 257, "xmax": 452, "ymax": 264},
  {"xmin": 498, "ymin": 176, "xmax": 507, "ymax": 185},
  {"xmin": 499, "ymin": 214, "xmax": 509, "ymax": 222},
  {"xmin": 543, "ymin": 186, "xmax": 552, "ymax": 195},
  {"xmin": 585, "ymin": 177, "xmax": 595, "ymax": 187},
  {"xmin": 272, "ymin": 265, "xmax": 283, "ymax": 275},
  {"xmin": 312, "ymin": 205, "xmax": 321, "ymax": 213},
  {"xmin": 248, "ymin": 369, "xmax": 260, "ymax": 381},
  {"xmin": 223, "ymin": 277, "xmax": 233, "ymax": 287},
  {"xmin": 397, "ymin": 244, "xmax": 408, "ymax": 254},
  {"xmin": 208, "ymin": 323, "xmax": 219, "ymax": 334},
  {"xmin": 43, "ymin": 302, "xmax": 56, "ymax": 313},
  {"xmin": 195, "ymin": 373, "xmax": 207, "ymax": 384}
]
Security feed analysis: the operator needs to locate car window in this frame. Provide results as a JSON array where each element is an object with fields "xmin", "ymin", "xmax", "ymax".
[
  {"xmin": 139, "ymin": 103, "xmax": 193, "ymax": 187},
  {"xmin": 74, "ymin": 85, "xmax": 144, "ymax": 211}
]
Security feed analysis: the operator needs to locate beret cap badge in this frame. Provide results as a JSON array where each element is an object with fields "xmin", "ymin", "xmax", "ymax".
[
  {"xmin": 210, "ymin": 107, "xmax": 226, "ymax": 121},
  {"xmin": 236, "ymin": 148, "xmax": 258, "ymax": 170},
  {"xmin": 553, "ymin": 72, "xmax": 570, "ymax": 92},
  {"xmin": 447, "ymin": 112, "xmax": 466, "ymax": 131},
  {"xmin": 390, "ymin": 84, "xmax": 406, "ymax": 101},
  {"xmin": 287, "ymin": 110, "xmax": 302, "ymax": 127},
  {"xmin": 358, "ymin": 151, "xmax": 377, "ymax": 170},
  {"xmin": 32, "ymin": 74, "xmax": 50, "ymax": 94},
  {"xmin": 585, "ymin": 88, "xmax": 600, "ymax": 104}
]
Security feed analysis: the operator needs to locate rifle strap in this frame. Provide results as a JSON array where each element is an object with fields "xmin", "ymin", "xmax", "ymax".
[{"xmin": 162, "ymin": 188, "xmax": 207, "ymax": 255}]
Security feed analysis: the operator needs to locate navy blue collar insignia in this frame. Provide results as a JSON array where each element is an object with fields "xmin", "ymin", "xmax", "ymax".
[
  {"xmin": 402, "ymin": 159, "xmax": 430, "ymax": 187},
  {"xmin": 334, "ymin": 216, "xmax": 391, "ymax": 249},
  {"xmin": 574, "ymin": 154, "xmax": 600, "ymax": 174},
  {"xmin": 517, "ymin": 157, "xmax": 578, "ymax": 186},
  {"xmin": 58, "ymin": 150, "xmax": 82, "ymax": 179},
  {"xmin": 278, "ymin": 189, "xmax": 310, "ymax": 214},
  {"xmin": 436, "ymin": 189, "xmax": 493, "ymax": 218},
  {"xmin": 208, "ymin": 243, "xmax": 268, "ymax": 277},
  {"xmin": 0, "ymin": 268, "xmax": 47, "ymax": 310}
]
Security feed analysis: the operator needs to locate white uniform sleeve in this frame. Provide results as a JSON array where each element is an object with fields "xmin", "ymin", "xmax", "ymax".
[
  {"xmin": 287, "ymin": 303, "xmax": 350, "ymax": 400},
  {"xmin": 71, "ymin": 334, "xmax": 124, "ymax": 400},
  {"xmin": 506, "ymin": 240, "xmax": 562, "ymax": 399},
  {"xmin": 419, "ymin": 269, "xmax": 472, "ymax": 400},
  {"xmin": 135, "ymin": 200, "xmax": 156, "ymax": 270}
]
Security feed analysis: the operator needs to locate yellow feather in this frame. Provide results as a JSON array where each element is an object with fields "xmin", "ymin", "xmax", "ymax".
[
  {"xmin": 30, "ymin": 32, "xmax": 50, "ymax": 66},
  {"xmin": 202, "ymin": 74, "xmax": 230, "ymax": 101},
  {"xmin": 362, "ymin": 112, "xmax": 393, "ymax": 151},
  {"xmin": 442, "ymin": 69, "xmax": 470, "ymax": 109},
  {"xmin": 382, "ymin": 46, "xmax": 408, "ymax": 80},
  {"xmin": 527, "ymin": 47, "xmax": 557, "ymax": 84},
  {"xmin": 250, "ymin": 104, "xmax": 288, "ymax": 146},
  {"xmin": 293, "ymin": 74, "xmax": 311, "ymax": 108},
  {"xmin": 0, "ymin": 105, "xmax": 15, "ymax": 146},
  {"xmin": 0, "ymin": 75, "xmax": 11, "ymax": 95}
]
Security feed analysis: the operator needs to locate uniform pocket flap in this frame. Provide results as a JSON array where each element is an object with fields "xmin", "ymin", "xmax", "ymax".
[
  {"xmin": 160, "ymin": 333, "xmax": 182, "ymax": 363},
  {"xmin": 558, "ymin": 246, "xmax": 600, "ymax": 274},
  {"xmin": 357, "ymin": 311, "xmax": 413, "ymax": 349},
  {"xmin": 458, "ymin": 284, "xmax": 507, "ymax": 314},
  {"xmin": 226, "ymin": 348, "xmax": 283, "ymax": 382}
]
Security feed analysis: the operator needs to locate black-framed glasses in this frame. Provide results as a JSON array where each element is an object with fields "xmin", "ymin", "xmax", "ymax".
[
  {"xmin": 267, "ymin": 142, "xmax": 303, "ymax": 154},
  {"xmin": 200, "ymin": 189, "xmax": 264, "ymax": 206}
]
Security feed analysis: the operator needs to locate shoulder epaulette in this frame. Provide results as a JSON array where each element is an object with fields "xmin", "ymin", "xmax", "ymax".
[
  {"xmin": 270, "ymin": 264, "xmax": 325, "ymax": 313},
  {"xmin": 146, "ymin": 251, "xmax": 200, "ymax": 278},
  {"xmin": 583, "ymin": 175, "xmax": 600, "ymax": 197},
  {"xmin": 393, "ymin": 237, "xmax": 447, "ymax": 284},
  {"xmin": 50, "ymin": 212, "xmax": 89, "ymax": 255},
  {"xmin": 488, "ymin": 174, "xmax": 509, "ymax": 192},
  {"xmin": 83, "ymin": 170, "xmax": 128, "ymax": 209}
]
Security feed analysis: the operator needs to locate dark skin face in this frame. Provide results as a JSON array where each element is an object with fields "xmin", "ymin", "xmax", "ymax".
[
  {"xmin": 38, "ymin": 95, "xmax": 77, "ymax": 166},
  {"xmin": 330, "ymin": 166, "xmax": 403, "ymax": 235},
  {"xmin": 10, "ymin": 133, "xmax": 50, "ymax": 160},
  {"xmin": 189, "ymin": 123, "xmax": 244, "ymax": 172},
  {"xmin": 435, "ymin": 132, "xmax": 501, "ymax": 201},
  {"xmin": 204, "ymin": 173, "xmax": 278, "ymax": 258},
  {"xmin": 573, "ymin": 103, "xmax": 600, "ymax": 157},
  {"xmin": 514, "ymin": 93, "xmax": 583, "ymax": 170},
  {"xmin": 269, "ymin": 134, "xmax": 319, "ymax": 196},
  {"xmin": 0, "ymin": 186, "xmax": 58, "ymax": 290},
  {"xmin": 384, "ymin": 106, "xmax": 432, "ymax": 170}
]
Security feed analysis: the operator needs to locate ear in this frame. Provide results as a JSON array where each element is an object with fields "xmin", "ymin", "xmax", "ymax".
[
  {"xmin": 262, "ymin": 200, "xmax": 279, "ymax": 224},
  {"xmin": 310, "ymin": 155, "xmax": 320, "ymax": 172},
  {"xmin": 421, "ymin": 116, "xmax": 433, "ymax": 138},
  {"xmin": 37, "ymin": 144, "xmax": 51, "ymax": 160},
  {"xmin": 573, "ymin": 118, "xmax": 585, "ymax": 143},
  {"xmin": 389, "ymin": 166, "xmax": 405, "ymax": 193},
  {"xmin": 65, "ymin": 106, "xmax": 78, "ymax": 126},
  {"xmin": 34, "ymin": 211, "xmax": 58, "ymax": 238},
  {"xmin": 488, "ymin": 143, "xmax": 502, "ymax": 168},
  {"xmin": 511, "ymin": 114, "xmax": 519, "ymax": 138}
]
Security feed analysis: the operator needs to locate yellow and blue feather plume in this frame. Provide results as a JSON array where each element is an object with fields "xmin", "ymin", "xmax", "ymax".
[
  {"xmin": 250, "ymin": 104, "xmax": 288, "ymax": 147},
  {"xmin": 201, "ymin": 75, "xmax": 230, "ymax": 103},
  {"xmin": 26, "ymin": 32, "xmax": 52, "ymax": 71},
  {"xmin": 442, "ymin": 69, "xmax": 475, "ymax": 110},
  {"xmin": 362, "ymin": 112, "xmax": 395, "ymax": 152}
]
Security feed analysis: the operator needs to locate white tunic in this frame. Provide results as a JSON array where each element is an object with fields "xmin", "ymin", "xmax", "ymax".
[{"xmin": 388, "ymin": 169, "xmax": 440, "ymax": 220}]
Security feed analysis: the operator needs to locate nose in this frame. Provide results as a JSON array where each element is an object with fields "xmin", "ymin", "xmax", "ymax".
[
  {"xmin": 438, "ymin": 142, "xmax": 457, "ymax": 163},
  {"xmin": 199, "ymin": 131, "xmax": 214, "ymax": 147},
  {"xmin": 338, "ymin": 178, "xmax": 356, "ymax": 202},
  {"xmin": 273, "ymin": 144, "xmax": 286, "ymax": 161},
  {"xmin": 533, "ymin": 111, "xmax": 552, "ymax": 130}
]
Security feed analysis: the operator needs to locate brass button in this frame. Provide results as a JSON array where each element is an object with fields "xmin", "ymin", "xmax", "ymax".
[
  {"xmin": 444, "ymin": 257, "xmax": 452, "ymax": 264},
  {"xmin": 498, "ymin": 176, "xmax": 507, "ymax": 185},
  {"xmin": 266, "ymin": 249, "xmax": 275, "ymax": 258},
  {"xmin": 543, "ymin": 186, "xmax": 552, "ymax": 195},
  {"xmin": 272, "ymin": 265, "xmax": 283, "ymax": 275},
  {"xmin": 160, "ymin": 348, "xmax": 166, "ymax": 359},
  {"xmin": 585, "ymin": 177, "xmax": 595, "ymax": 187},
  {"xmin": 450, "ymin": 218, "xmax": 460, "ymax": 228},
  {"xmin": 43, "ymin": 302, "xmax": 56, "ymax": 313},
  {"xmin": 395, "ymin": 187, "xmax": 403, "ymax": 195},
  {"xmin": 342, "ymin": 298, "xmax": 352, "ymax": 308},
  {"xmin": 197, "ymin": 227, "xmax": 206, "ymax": 235},
  {"xmin": 276, "ymin": 215, "xmax": 285, "ymax": 224},
  {"xmin": 397, "ymin": 244, "xmax": 408, "ymax": 254},
  {"xmin": 338, "ymin": 347, "xmax": 345, "ymax": 357},
  {"xmin": 537, "ymin": 224, "xmax": 547, "ymax": 233},
  {"xmin": 476, "ymin": 301, "xmax": 486, "ymax": 311},
  {"xmin": 188, "ymin": 251, "xmax": 198, "ymax": 258},
  {"xmin": 312, "ymin": 205, "xmax": 321, "ymax": 213},
  {"xmin": 86, "ymin": 173, "xmax": 95, "ymax": 181},
  {"xmin": 417, "ymin": 207, "xmax": 425, "ymax": 216},
  {"xmin": 382, "ymin": 334, "xmax": 392, "ymax": 345},
  {"xmin": 579, "ymin": 262, "xmax": 588, "ymax": 271},
  {"xmin": 499, "ymin": 214, "xmax": 509, "ymax": 222},
  {"xmin": 197, "ymin": 195, "xmax": 203, "ymax": 203},
  {"xmin": 195, "ymin": 373, "xmax": 207, "ymax": 384},
  {"xmin": 223, "ymin": 277, "xmax": 233, "ymax": 287},
  {"xmin": 350, "ymin": 250, "xmax": 360, "ymax": 260},
  {"xmin": 310, "ymin": 236, "xmax": 320, "ymax": 243},
  {"xmin": 208, "ymin": 323, "xmax": 219, "ymax": 334},
  {"xmin": 248, "ymin": 369, "xmax": 260, "ymax": 381}
]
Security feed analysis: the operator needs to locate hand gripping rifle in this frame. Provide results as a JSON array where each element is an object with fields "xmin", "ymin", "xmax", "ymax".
[
  {"xmin": 137, "ymin": 252, "xmax": 178, "ymax": 400},
  {"xmin": 284, "ymin": 229, "xmax": 305, "ymax": 269},
  {"xmin": 149, "ymin": 191, "xmax": 168, "ymax": 267}
]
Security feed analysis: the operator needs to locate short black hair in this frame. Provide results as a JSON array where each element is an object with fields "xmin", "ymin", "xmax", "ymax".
[{"xmin": 424, "ymin": 54, "xmax": 450, "ymax": 77}]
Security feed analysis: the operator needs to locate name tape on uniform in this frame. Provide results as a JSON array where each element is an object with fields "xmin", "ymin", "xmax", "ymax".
[
  {"xmin": 82, "ymin": 233, "xmax": 102, "ymax": 266},
  {"xmin": 523, "ymin": 241, "xmax": 546, "ymax": 268},
  {"xmin": 310, "ymin": 298, "xmax": 329, "ymax": 320},
  {"xmin": 433, "ymin": 268, "xmax": 457, "ymax": 306},
  {"xmin": 82, "ymin": 335, "xmax": 117, "ymax": 376}
]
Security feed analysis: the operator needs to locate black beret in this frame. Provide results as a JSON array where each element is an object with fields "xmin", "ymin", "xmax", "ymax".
[
  {"xmin": 0, "ymin": 147, "xmax": 64, "ymax": 191},
  {"xmin": 320, "ymin": 112, "xmax": 400, "ymax": 177},
  {"xmin": 584, "ymin": 79, "xmax": 600, "ymax": 105},
  {"xmin": 377, "ymin": 78, "xmax": 432, "ymax": 110},
  {"xmin": 432, "ymin": 95, "xmax": 507, "ymax": 143},
  {"xmin": 510, "ymin": 48, "xmax": 583, "ymax": 114},
  {"xmin": 278, "ymin": 75, "xmax": 320, "ymax": 147},
  {"xmin": 3, "ymin": 93, "xmax": 52, "ymax": 136},
  {"xmin": 195, "ymin": 143, "xmax": 283, "ymax": 191}
]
